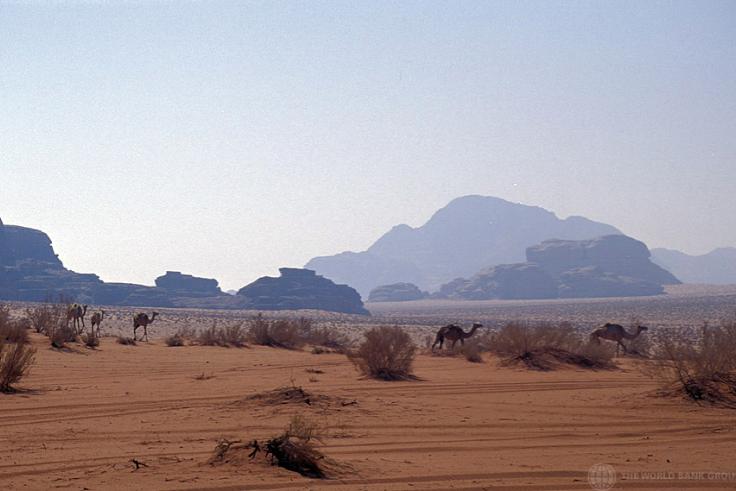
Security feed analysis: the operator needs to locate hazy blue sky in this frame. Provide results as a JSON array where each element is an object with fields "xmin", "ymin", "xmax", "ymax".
[{"xmin": 2, "ymin": 0, "xmax": 735, "ymax": 290}]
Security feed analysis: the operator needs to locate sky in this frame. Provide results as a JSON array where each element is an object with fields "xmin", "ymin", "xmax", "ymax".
[{"xmin": 1, "ymin": 0, "xmax": 735, "ymax": 291}]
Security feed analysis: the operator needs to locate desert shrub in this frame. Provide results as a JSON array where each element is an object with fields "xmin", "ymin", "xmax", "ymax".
[
  {"xmin": 209, "ymin": 414, "xmax": 329, "ymax": 478},
  {"xmin": 49, "ymin": 323, "xmax": 77, "ymax": 348},
  {"xmin": 265, "ymin": 414, "xmax": 327, "ymax": 478},
  {"xmin": 165, "ymin": 333, "xmax": 185, "ymax": 347},
  {"xmin": 0, "ymin": 339, "xmax": 36, "ymax": 392},
  {"xmin": 0, "ymin": 306, "xmax": 30, "ymax": 345},
  {"xmin": 653, "ymin": 322, "xmax": 736, "ymax": 406},
  {"xmin": 25, "ymin": 302, "xmax": 66, "ymax": 335},
  {"xmin": 303, "ymin": 324, "xmax": 351, "ymax": 353},
  {"xmin": 116, "ymin": 336, "xmax": 137, "ymax": 346},
  {"xmin": 82, "ymin": 332, "xmax": 99, "ymax": 348},
  {"xmin": 460, "ymin": 339, "xmax": 484, "ymax": 363},
  {"xmin": 247, "ymin": 315, "xmax": 305, "ymax": 349},
  {"xmin": 493, "ymin": 322, "xmax": 614, "ymax": 370},
  {"xmin": 197, "ymin": 323, "xmax": 226, "ymax": 346},
  {"xmin": 220, "ymin": 322, "xmax": 247, "ymax": 347},
  {"xmin": 348, "ymin": 326, "xmax": 416, "ymax": 380}
]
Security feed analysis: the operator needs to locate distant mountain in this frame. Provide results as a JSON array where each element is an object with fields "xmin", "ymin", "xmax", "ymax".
[
  {"xmin": 305, "ymin": 195, "xmax": 621, "ymax": 296},
  {"xmin": 651, "ymin": 247, "xmax": 736, "ymax": 284}
]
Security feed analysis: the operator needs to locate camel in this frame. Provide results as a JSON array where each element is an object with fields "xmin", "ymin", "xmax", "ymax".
[
  {"xmin": 133, "ymin": 312, "xmax": 158, "ymax": 341},
  {"xmin": 90, "ymin": 310, "xmax": 105, "ymax": 337},
  {"xmin": 66, "ymin": 304, "xmax": 88, "ymax": 334},
  {"xmin": 432, "ymin": 322, "xmax": 483, "ymax": 350},
  {"xmin": 590, "ymin": 323, "xmax": 648, "ymax": 356}
]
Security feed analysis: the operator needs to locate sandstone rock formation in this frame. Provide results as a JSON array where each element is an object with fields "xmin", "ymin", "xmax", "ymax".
[
  {"xmin": 155, "ymin": 271, "xmax": 223, "ymax": 297},
  {"xmin": 436, "ymin": 235, "xmax": 679, "ymax": 300},
  {"xmin": 237, "ymin": 268, "xmax": 369, "ymax": 315},
  {"xmin": 367, "ymin": 282, "xmax": 428, "ymax": 302}
]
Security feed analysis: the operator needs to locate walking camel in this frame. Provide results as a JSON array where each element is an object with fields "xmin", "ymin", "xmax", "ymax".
[
  {"xmin": 432, "ymin": 322, "xmax": 483, "ymax": 350},
  {"xmin": 133, "ymin": 312, "xmax": 158, "ymax": 341},
  {"xmin": 90, "ymin": 310, "xmax": 105, "ymax": 337},
  {"xmin": 66, "ymin": 304, "xmax": 88, "ymax": 334},
  {"xmin": 590, "ymin": 323, "xmax": 648, "ymax": 356}
]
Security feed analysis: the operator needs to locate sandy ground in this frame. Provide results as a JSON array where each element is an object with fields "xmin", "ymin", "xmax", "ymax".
[{"xmin": 3, "ymin": 329, "xmax": 736, "ymax": 491}]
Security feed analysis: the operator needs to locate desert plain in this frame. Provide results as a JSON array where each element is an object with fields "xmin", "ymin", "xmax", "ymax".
[{"xmin": 2, "ymin": 285, "xmax": 736, "ymax": 491}]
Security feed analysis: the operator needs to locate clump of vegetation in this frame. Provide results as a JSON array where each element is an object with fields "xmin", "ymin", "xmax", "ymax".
[
  {"xmin": 0, "ymin": 337, "xmax": 37, "ymax": 392},
  {"xmin": 0, "ymin": 304, "xmax": 30, "ymax": 344},
  {"xmin": 348, "ymin": 326, "xmax": 417, "ymax": 380},
  {"xmin": 49, "ymin": 323, "xmax": 77, "ymax": 349},
  {"xmin": 195, "ymin": 322, "xmax": 248, "ymax": 347},
  {"xmin": 165, "ymin": 333, "xmax": 186, "ymax": 347},
  {"xmin": 25, "ymin": 301, "xmax": 66, "ymax": 335},
  {"xmin": 301, "ymin": 322, "xmax": 351, "ymax": 353},
  {"xmin": 247, "ymin": 315, "xmax": 305, "ymax": 349},
  {"xmin": 653, "ymin": 322, "xmax": 736, "ymax": 406},
  {"xmin": 492, "ymin": 322, "xmax": 615, "ymax": 370},
  {"xmin": 460, "ymin": 339, "xmax": 484, "ymax": 363},
  {"xmin": 209, "ymin": 415, "xmax": 330, "ymax": 478},
  {"xmin": 82, "ymin": 332, "xmax": 99, "ymax": 348},
  {"xmin": 116, "ymin": 336, "xmax": 137, "ymax": 346}
]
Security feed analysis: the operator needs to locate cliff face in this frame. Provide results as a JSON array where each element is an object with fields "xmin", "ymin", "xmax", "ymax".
[
  {"xmin": 237, "ymin": 268, "xmax": 369, "ymax": 315},
  {"xmin": 306, "ymin": 195, "xmax": 621, "ymax": 296},
  {"xmin": 436, "ymin": 235, "xmax": 679, "ymax": 300},
  {"xmin": 0, "ymin": 223, "xmax": 63, "ymax": 269}
]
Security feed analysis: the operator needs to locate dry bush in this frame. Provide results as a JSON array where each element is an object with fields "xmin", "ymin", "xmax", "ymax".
[
  {"xmin": 247, "ymin": 315, "xmax": 305, "ymax": 349},
  {"xmin": 197, "ymin": 323, "xmax": 226, "ymax": 346},
  {"xmin": 653, "ymin": 322, "xmax": 736, "ymax": 406},
  {"xmin": 0, "ymin": 338, "xmax": 37, "ymax": 392},
  {"xmin": 220, "ymin": 323, "xmax": 247, "ymax": 347},
  {"xmin": 460, "ymin": 339, "xmax": 484, "ymax": 363},
  {"xmin": 303, "ymin": 324, "xmax": 351, "ymax": 353},
  {"xmin": 209, "ymin": 415, "xmax": 329, "ymax": 478},
  {"xmin": 82, "ymin": 332, "xmax": 99, "ymax": 348},
  {"xmin": 348, "ymin": 326, "xmax": 416, "ymax": 380},
  {"xmin": 0, "ymin": 306, "xmax": 30, "ymax": 345},
  {"xmin": 25, "ymin": 302, "xmax": 66, "ymax": 335},
  {"xmin": 493, "ymin": 322, "xmax": 614, "ymax": 370},
  {"xmin": 116, "ymin": 336, "xmax": 137, "ymax": 346},
  {"xmin": 165, "ymin": 333, "xmax": 186, "ymax": 347},
  {"xmin": 49, "ymin": 323, "xmax": 77, "ymax": 348}
]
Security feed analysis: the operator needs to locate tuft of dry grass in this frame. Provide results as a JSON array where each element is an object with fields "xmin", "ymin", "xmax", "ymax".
[
  {"xmin": 492, "ymin": 322, "xmax": 615, "ymax": 370},
  {"xmin": 652, "ymin": 321, "xmax": 736, "ymax": 406},
  {"xmin": 348, "ymin": 326, "xmax": 417, "ymax": 380},
  {"xmin": 0, "ymin": 338, "xmax": 36, "ymax": 392}
]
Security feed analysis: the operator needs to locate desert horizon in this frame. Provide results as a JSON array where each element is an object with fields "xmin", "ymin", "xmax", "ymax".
[{"xmin": 3, "ymin": 1, "xmax": 735, "ymax": 489}]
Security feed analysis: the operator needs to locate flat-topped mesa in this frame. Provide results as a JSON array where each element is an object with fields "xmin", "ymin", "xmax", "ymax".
[
  {"xmin": 368, "ymin": 282, "xmax": 428, "ymax": 302},
  {"xmin": 154, "ymin": 271, "xmax": 222, "ymax": 296},
  {"xmin": 237, "ymin": 267, "xmax": 369, "ymax": 315}
]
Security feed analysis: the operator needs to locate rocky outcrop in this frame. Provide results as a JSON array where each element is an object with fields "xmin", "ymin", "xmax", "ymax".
[
  {"xmin": 652, "ymin": 247, "xmax": 736, "ymax": 284},
  {"xmin": 155, "ymin": 271, "xmax": 223, "ymax": 297},
  {"xmin": 436, "ymin": 235, "xmax": 679, "ymax": 300},
  {"xmin": 367, "ymin": 283, "xmax": 428, "ymax": 302},
  {"xmin": 306, "ymin": 195, "xmax": 620, "ymax": 296},
  {"xmin": 527, "ymin": 235, "xmax": 680, "ymax": 285},
  {"xmin": 237, "ymin": 268, "xmax": 369, "ymax": 315}
]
